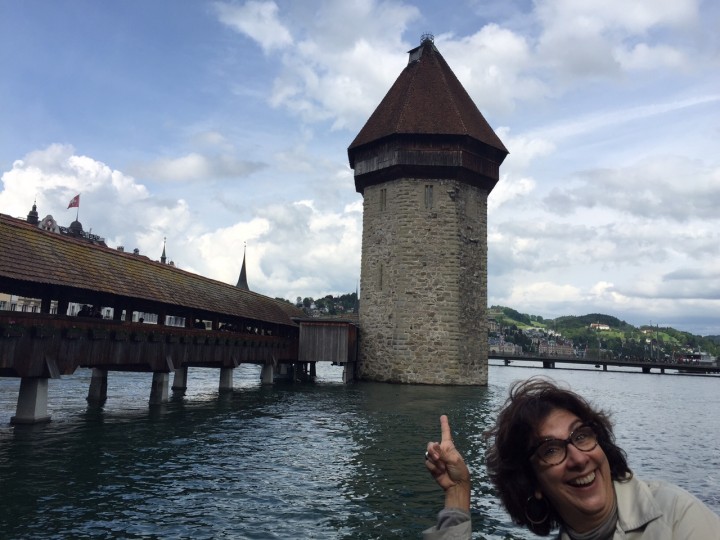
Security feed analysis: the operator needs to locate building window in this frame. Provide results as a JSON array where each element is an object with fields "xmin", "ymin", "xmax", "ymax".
[
  {"xmin": 424, "ymin": 184, "xmax": 433, "ymax": 209},
  {"xmin": 32, "ymin": 305, "xmax": 38, "ymax": 313},
  {"xmin": 0, "ymin": 301, "xmax": 5, "ymax": 310},
  {"xmin": 10, "ymin": 303, "xmax": 17, "ymax": 311},
  {"xmin": 380, "ymin": 188, "xmax": 387, "ymax": 211}
]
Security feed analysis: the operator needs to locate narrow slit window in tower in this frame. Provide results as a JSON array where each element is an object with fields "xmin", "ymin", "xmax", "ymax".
[
  {"xmin": 380, "ymin": 188, "xmax": 387, "ymax": 211},
  {"xmin": 424, "ymin": 184, "xmax": 433, "ymax": 209}
]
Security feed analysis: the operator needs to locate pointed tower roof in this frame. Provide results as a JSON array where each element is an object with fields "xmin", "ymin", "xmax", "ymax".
[
  {"xmin": 349, "ymin": 36, "xmax": 508, "ymax": 157},
  {"xmin": 160, "ymin": 237, "xmax": 167, "ymax": 264},
  {"xmin": 236, "ymin": 244, "xmax": 249, "ymax": 290},
  {"xmin": 348, "ymin": 35, "xmax": 508, "ymax": 194}
]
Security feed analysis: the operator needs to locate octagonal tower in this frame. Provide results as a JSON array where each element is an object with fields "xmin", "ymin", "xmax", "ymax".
[{"xmin": 347, "ymin": 36, "xmax": 508, "ymax": 385}]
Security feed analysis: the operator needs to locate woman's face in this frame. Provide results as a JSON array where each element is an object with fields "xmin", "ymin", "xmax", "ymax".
[{"xmin": 531, "ymin": 408, "xmax": 615, "ymax": 533}]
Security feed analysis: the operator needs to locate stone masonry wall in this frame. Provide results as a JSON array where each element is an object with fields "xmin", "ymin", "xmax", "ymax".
[{"xmin": 358, "ymin": 178, "xmax": 489, "ymax": 385}]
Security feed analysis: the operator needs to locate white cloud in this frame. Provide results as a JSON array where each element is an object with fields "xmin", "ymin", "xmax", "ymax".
[
  {"xmin": 438, "ymin": 24, "xmax": 549, "ymax": 113},
  {"xmin": 544, "ymin": 155, "xmax": 720, "ymax": 221},
  {"xmin": 488, "ymin": 175, "xmax": 536, "ymax": 211},
  {"xmin": 216, "ymin": 0, "xmax": 419, "ymax": 128},
  {"xmin": 130, "ymin": 153, "xmax": 266, "ymax": 182},
  {"xmin": 0, "ymin": 144, "xmax": 149, "ymax": 216},
  {"xmin": 495, "ymin": 126, "xmax": 556, "ymax": 169},
  {"xmin": 534, "ymin": 0, "xmax": 700, "ymax": 79},
  {"xmin": 536, "ymin": 0, "xmax": 698, "ymax": 34},
  {"xmin": 214, "ymin": 1, "xmax": 293, "ymax": 52},
  {"xmin": 614, "ymin": 43, "xmax": 685, "ymax": 71}
]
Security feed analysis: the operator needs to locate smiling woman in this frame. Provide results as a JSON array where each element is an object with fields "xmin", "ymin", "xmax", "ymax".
[{"xmin": 423, "ymin": 377, "xmax": 720, "ymax": 539}]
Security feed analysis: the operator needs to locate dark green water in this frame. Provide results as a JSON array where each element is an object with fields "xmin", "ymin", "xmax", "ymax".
[{"xmin": 1, "ymin": 364, "xmax": 718, "ymax": 539}]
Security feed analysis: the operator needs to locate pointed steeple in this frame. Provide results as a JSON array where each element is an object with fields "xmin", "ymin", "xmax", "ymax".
[
  {"xmin": 236, "ymin": 243, "xmax": 249, "ymax": 290},
  {"xmin": 160, "ymin": 237, "xmax": 167, "ymax": 264},
  {"xmin": 27, "ymin": 200, "xmax": 39, "ymax": 225}
]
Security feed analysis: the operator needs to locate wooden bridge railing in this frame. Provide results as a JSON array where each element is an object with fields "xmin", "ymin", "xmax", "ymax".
[{"xmin": 0, "ymin": 312, "xmax": 298, "ymax": 379}]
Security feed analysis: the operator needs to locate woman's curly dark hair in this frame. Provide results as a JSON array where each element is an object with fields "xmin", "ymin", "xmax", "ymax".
[{"xmin": 485, "ymin": 377, "xmax": 631, "ymax": 535}]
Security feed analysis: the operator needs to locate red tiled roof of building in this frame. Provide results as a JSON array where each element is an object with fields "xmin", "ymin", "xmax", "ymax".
[
  {"xmin": 0, "ymin": 213, "xmax": 303, "ymax": 326},
  {"xmin": 348, "ymin": 38, "xmax": 508, "ymax": 155}
]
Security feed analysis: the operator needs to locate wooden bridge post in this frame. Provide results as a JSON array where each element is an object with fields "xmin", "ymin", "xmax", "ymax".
[
  {"xmin": 260, "ymin": 363, "xmax": 274, "ymax": 385},
  {"xmin": 342, "ymin": 362, "xmax": 355, "ymax": 383},
  {"xmin": 219, "ymin": 367, "xmax": 233, "ymax": 392},
  {"xmin": 87, "ymin": 368, "xmax": 108, "ymax": 405},
  {"xmin": 171, "ymin": 367, "xmax": 188, "ymax": 394},
  {"xmin": 11, "ymin": 377, "xmax": 51, "ymax": 424},
  {"xmin": 149, "ymin": 373, "xmax": 169, "ymax": 404}
]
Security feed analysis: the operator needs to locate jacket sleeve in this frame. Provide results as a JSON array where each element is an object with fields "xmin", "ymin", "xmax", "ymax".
[{"xmin": 422, "ymin": 508, "xmax": 472, "ymax": 540}]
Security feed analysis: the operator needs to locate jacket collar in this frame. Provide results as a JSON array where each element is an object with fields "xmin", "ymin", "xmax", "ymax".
[{"xmin": 614, "ymin": 476, "xmax": 663, "ymax": 532}]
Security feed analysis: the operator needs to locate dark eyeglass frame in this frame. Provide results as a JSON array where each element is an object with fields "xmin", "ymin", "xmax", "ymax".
[{"xmin": 528, "ymin": 422, "xmax": 599, "ymax": 466}]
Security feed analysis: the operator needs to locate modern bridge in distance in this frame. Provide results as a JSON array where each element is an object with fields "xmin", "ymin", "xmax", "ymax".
[{"xmin": 489, "ymin": 353, "xmax": 720, "ymax": 376}]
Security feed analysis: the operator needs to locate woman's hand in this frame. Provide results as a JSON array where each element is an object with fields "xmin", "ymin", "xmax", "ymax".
[{"xmin": 425, "ymin": 415, "xmax": 471, "ymax": 511}]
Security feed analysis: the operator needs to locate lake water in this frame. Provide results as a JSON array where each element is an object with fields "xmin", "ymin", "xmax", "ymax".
[{"xmin": 1, "ymin": 362, "xmax": 718, "ymax": 539}]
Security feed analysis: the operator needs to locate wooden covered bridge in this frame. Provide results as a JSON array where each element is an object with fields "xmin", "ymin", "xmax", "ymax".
[{"xmin": 0, "ymin": 212, "xmax": 357, "ymax": 424}]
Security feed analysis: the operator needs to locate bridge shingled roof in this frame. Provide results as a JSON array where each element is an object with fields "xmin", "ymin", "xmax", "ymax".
[
  {"xmin": 0, "ymin": 213, "xmax": 303, "ymax": 326},
  {"xmin": 348, "ymin": 37, "xmax": 508, "ymax": 158}
]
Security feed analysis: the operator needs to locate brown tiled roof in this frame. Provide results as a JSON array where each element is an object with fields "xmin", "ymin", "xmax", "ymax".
[
  {"xmin": 0, "ymin": 213, "xmax": 303, "ymax": 326},
  {"xmin": 348, "ymin": 39, "xmax": 508, "ymax": 154}
]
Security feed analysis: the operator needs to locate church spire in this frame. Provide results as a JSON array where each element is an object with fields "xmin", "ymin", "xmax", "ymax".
[
  {"xmin": 26, "ymin": 199, "xmax": 39, "ymax": 225},
  {"xmin": 160, "ymin": 237, "xmax": 167, "ymax": 264},
  {"xmin": 236, "ymin": 243, "xmax": 249, "ymax": 290}
]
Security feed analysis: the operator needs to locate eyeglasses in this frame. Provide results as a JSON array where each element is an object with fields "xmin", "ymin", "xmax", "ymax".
[{"xmin": 529, "ymin": 423, "xmax": 599, "ymax": 466}]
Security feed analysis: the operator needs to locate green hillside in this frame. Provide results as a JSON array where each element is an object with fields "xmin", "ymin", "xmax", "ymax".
[{"xmin": 489, "ymin": 305, "xmax": 720, "ymax": 358}]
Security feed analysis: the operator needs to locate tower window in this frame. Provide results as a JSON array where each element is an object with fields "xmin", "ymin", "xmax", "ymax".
[
  {"xmin": 380, "ymin": 188, "xmax": 387, "ymax": 211},
  {"xmin": 424, "ymin": 185, "xmax": 433, "ymax": 209}
]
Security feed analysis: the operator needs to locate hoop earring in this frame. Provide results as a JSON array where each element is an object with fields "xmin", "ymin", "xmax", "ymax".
[{"xmin": 525, "ymin": 495, "xmax": 550, "ymax": 525}]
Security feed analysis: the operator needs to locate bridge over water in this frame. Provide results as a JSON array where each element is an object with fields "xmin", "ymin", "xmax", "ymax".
[
  {"xmin": 0, "ymin": 212, "xmax": 357, "ymax": 424},
  {"xmin": 490, "ymin": 354, "xmax": 720, "ymax": 376}
]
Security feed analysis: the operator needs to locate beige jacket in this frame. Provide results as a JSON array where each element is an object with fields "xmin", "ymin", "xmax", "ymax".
[
  {"xmin": 558, "ymin": 476, "xmax": 720, "ymax": 539},
  {"xmin": 423, "ymin": 476, "xmax": 720, "ymax": 539}
]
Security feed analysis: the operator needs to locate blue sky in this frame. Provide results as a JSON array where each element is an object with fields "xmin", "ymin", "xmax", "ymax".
[{"xmin": 1, "ymin": 0, "xmax": 719, "ymax": 335}]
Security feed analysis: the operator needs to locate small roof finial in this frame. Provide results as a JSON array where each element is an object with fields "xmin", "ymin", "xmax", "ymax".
[{"xmin": 421, "ymin": 33, "xmax": 434, "ymax": 44}]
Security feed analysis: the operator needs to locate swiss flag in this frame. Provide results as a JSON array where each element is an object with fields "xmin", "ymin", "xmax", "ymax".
[{"xmin": 67, "ymin": 194, "xmax": 80, "ymax": 209}]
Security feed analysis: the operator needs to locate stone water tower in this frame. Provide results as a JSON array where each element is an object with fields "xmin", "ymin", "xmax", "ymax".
[{"xmin": 347, "ymin": 35, "xmax": 508, "ymax": 385}]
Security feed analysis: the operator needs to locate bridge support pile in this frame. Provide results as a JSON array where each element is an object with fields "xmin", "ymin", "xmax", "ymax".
[{"xmin": 12, "ymin": 378, "xmax": 51, "ymax": 424}]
